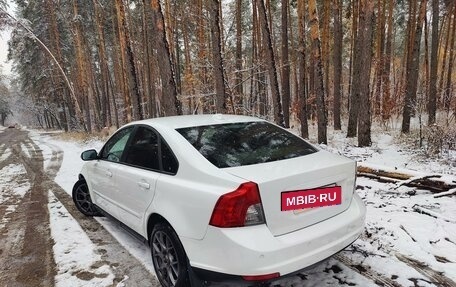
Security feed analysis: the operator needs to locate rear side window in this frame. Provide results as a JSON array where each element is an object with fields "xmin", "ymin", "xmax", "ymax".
[
  {"xmin": 161, "ymin": 141, "xmax": 178, "ymax": 174},
  {"xmin": 177, "ymin": 121, "xmax": 317, "ymax": 168}
]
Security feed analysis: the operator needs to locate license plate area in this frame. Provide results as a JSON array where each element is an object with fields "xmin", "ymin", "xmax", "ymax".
[{"xmin": 281, "ymin": 186, "xmax": 342, "ymax": 211}]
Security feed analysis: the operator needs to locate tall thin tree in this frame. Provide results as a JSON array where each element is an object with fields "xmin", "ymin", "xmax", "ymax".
[
  {"xmin": 428, "ymin": 0, "xmax": 439, "ymax": 124},
  {"xmin": 150, "ymin": 0, "xmax": 181, "ymax": 116},
  {"xmin": 257, "ymin": 0, "xmax": 284, "ymax": 126},
  {"xmin": 332, "ymin": 0, "xmax": 343, "ymax": 130},
  {"xmin": 308, "ymin": 0, "xmax": 327, "ymax": 144},
  {"xmin": 281, "ymin": 0, "xmax": 290, "ymax": 128},
  {"xmin": 402, "ymin": 0, "xmax": 427, "ymax": 133},
  {"xmin": 209, "ymin": 0, "xmax": 228, "ymax": 114}
]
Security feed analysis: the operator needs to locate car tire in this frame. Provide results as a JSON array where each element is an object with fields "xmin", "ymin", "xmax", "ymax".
[
  {"xmin": 150, "ymin": 223, "xmax": 190, "ymax": 287},
  {"xmin": 72, "ymin": 179, "xmax": 102, "ymax": 216}
]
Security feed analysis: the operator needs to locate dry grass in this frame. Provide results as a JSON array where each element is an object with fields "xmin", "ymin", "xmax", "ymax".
[{"xmin": 53, "ymin": 131, "xmax": 109, "ymax": 144}]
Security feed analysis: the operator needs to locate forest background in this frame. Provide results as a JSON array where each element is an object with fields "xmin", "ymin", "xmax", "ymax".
[{"xmin": 0, "ymin": 0, "xmax": 455, "ymax": 148}]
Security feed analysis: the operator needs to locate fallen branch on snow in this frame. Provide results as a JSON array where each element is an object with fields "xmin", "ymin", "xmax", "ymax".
[
  {"xmin": 399, "ymin": 225, "xmax": 417, "ymax": 242},
  {"xmin": 357, "ymin": 164, "xmax": 456, "ymax": 193},
  {"xmin": 433, "ymin": 188, "xmax": 456, "ymax": 198},
  {"xmin": 412, "ymin": 205, "xmax": 456, "ymax": 223}
]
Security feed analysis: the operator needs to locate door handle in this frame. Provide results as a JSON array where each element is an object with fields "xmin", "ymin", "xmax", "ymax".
[
  {"xmin": 137, "ymin": 182, "xmax": 150, "ymax": 189},
  {"xmin": 105, "ymin": 170, "xmax": 113, "ymax": 177}
]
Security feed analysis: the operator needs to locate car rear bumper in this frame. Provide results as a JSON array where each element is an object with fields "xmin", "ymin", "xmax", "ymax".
[{"xmin": 180, "ymin": 192, "xmax": 366, "ymax": 279}]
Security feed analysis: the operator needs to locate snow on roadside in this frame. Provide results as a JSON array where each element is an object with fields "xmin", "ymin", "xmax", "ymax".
[
  {"xmin": 48, "ymin": 191, "xmax": 116, "ymax": 287},
  {"xmin": 32, "ymin": 132, "xmax": 157, "ymax": 275},
  {"xmin": 30, "ymin": 130, "xmax": 104, "ymax": 194}
]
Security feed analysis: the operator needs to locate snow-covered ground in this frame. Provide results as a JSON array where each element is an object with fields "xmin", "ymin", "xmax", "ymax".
[
  {"xmin": 5, "ymin": 127, "xmax": 454, "ymax": 286},
  {"xmin": 0, "ymin": 163, "xmax": 30, "ymax": 229},
  {"xmin": 48, "ymin": 191, "xmax": 116, "ymax": 287}
]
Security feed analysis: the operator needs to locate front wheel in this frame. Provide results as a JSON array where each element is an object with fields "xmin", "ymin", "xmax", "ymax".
[
  {"xmin": 72, "ymin": 179, "xmax": 102, "ymax": 216},
  {"xmin": 150, "ymin": 223, "xmax": 189, "ymax": 287}
]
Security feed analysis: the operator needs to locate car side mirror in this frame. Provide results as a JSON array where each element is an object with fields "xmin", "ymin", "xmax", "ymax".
[{"xmin": 81, "ymin": 149, "xmax": 98, "ymax": 161}]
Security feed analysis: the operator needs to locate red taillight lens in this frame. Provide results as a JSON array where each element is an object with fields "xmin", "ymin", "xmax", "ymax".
[
  {"xmin": 209, "ymin": 182, "xmax": 265, "ymax": 228},
  {"xmin": 242, "ymin": 272, "xmax": 280, "ymax": 281}
]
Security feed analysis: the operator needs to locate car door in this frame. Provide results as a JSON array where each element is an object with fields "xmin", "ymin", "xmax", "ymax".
[
  {"xmin": 90, "ymin": 126, "xmax": 135, "ymax": 217},
  {"xmin": 114, "ymin": 126, "xmax": 163, "ymax": 234}
]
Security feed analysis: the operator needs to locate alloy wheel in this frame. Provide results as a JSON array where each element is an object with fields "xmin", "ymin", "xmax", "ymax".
[{"xmin": 152, "ymin": 230, "xmax": 180, "ymax": 287}]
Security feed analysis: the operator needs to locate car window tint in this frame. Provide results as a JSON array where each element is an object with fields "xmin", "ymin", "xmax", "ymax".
[
  {"xmin": 177, "ymin": 121, "xmax": 317, "ymax": 168},
  {"xmin": 101, "ymin": 127, "xmax": 134, "ymax": 162},
  {"xmin": 161, "ymin": 141, "xmax": 178, "ymax": 174},
  {"xmin": 124, "ymin": 127, "xmax": 160, "ymax": 170}
]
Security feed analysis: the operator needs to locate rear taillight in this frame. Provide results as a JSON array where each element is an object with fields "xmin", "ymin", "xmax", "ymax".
[{"xmin": 209, "ymin": 182, "xmax": 265, "ymax": 228}]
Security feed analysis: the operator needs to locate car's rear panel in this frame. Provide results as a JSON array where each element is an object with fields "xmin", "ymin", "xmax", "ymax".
[{"xmin": 224, "ymin": 150, "xmax": 356, "ymax": 236}]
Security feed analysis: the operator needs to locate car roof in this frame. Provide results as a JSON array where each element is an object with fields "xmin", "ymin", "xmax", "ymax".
[{"xmin": 126, "ymin": 114, "xmax": 264, "ymax": 130}]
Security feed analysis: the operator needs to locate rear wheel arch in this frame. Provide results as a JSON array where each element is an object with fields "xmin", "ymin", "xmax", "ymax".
[{"xmin": 147, "ymin": 213, "xmax": 173, "ymax": 242}]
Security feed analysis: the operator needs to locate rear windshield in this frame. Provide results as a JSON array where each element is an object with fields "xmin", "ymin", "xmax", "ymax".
[{"xmin": 176, "ymin": 121, "xmax": 317, "ymax": 168}]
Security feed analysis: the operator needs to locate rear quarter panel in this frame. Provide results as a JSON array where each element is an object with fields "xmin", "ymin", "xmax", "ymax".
[{"xmin": 144, "ymin": 126, "xmax": 245, "ymax": 240}]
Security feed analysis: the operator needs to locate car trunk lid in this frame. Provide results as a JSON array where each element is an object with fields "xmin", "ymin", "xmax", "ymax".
[{"xmin": 224, "ymin": 150, "xmax": 356, "ymax": 236}]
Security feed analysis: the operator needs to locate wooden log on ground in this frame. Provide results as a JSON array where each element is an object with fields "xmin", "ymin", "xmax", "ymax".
[{"xmin": 357, "ymin": 165, "xmax": 456, "ymax": 193}]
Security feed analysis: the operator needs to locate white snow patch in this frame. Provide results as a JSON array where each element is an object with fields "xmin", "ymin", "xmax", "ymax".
[
  {"xmin": 20, "ymin": 143, "xmax": 31, "ymax": 158},
  {"xmin": 48, "ymin": 191, "xmax": 116, "ymax": 287},
  {"xmin": 0, "ymin": 147, "xmax": 11, "ymax": 161},
  {"xmin": 0, "ymin": 163, "xmax": 30, "ymax": 229},
  {"xmin": 0, "ymin": 163, "xmax": 30, "ymax": 203}
]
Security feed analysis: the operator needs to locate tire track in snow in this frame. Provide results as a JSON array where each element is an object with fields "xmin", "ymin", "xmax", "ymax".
[
  {"xmin": 334, "ymin": 254, "xmax": 402, "ymax": 287},
  {"xmin": 0, "ymin": 129, "xmax": 56, "ymax": 287},
  {"xmin": 396, "ymin": 254, "xmax": 456, "ymax": 287}
]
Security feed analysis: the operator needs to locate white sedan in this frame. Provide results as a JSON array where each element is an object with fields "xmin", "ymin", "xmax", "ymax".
[{"xmin": 73, "ymin": 114, "xmax": 366, "ymax": 287}]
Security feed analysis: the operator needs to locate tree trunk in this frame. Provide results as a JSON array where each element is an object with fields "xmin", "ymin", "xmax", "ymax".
[
  {"xmin": 428, "ymin": 0, "xmax": 439, "ymax": 124},
  {"xmin": 209, "ymin": 0, "xmax": 228, "ymax": 114},
  {"xmin": 150, "ymin": 0, "xmax": 181, "ymax": 116},
  {"xmin": 322, "ymin": 0, "xmax": 330, "ymax": 109},
  {"xmin": 235, "ymin": 0, "xmax": 243, "ymax": 111},
  {"xmin": 402, "ymin": 0, "xmax": 427, "ymax": 133},
  {"xmin": 374, "ymin": 0, "xmax": 386, "ymax": 117},
  {"xmin": 72, "ymin": 0, "xmax": 92, "ymax": 132},
  {"xmin": 382, "ymin": 0, "xmax": 394, "ymax": 120},
  {"xmin": 347, "ymin": 0, "xmax": 359, "ymax": 125},
  {"xmin": 45, "ymin": 0, "xmax": 69, "ymax": 131},
  {"xmin": 297, "ymin": 0, "xmax": 309, "ymax": 138},
  {"xmin": 115, "ymin": 0, "xmax": 143, "ymax": 121},
  {"xmin": 444, "ymin": 8, "xmax": 456, "ymax": 113},
  {"xmin": 281, "ymin": 0, "xmax": 290, "ymax": 128},
  {"xmin": 93, "ymin": 0, "xmax": 111, "ymax": 127},
  {"xmin": 257, "ymin": 0, "xmax": 284, "ymax": 126},
  {"xmin": 332, "ymin": 0, "xmax": 342, "ymax": 130},
  {"xmin": 347, "ymin": 0, "xmax": 365, "ymax": 138},
  {"xmin": 358, "ymin": 0, "xmax": 374, "ymax": 147},
  {"xmin": 308, "ymin": 0, "xmax": 327, "ymax": 144}
]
